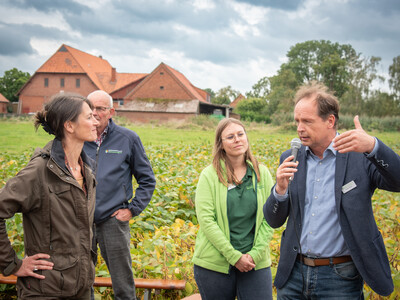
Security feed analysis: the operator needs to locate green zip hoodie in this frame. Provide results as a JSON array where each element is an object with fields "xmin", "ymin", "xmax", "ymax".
[{"xmin": 193, "ymin": 161, "xmax": 274, "ymax": 273}]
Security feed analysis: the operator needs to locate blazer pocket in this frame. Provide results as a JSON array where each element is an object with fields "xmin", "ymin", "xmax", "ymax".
[{"xmin": 371, "ymin": 233, "xmax": 391, "ymax": 280}]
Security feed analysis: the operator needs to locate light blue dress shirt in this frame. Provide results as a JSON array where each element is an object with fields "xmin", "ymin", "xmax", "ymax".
[
  {"xmin": 300, "ymin": 143, "xmax": 349, "ymax": 257},
  {"xmin": 274, "ymin": 136, "xmax": 379, "ymax": 258}
]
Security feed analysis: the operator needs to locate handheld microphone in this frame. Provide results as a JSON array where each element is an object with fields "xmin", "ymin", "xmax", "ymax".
[
  {"xmin": 290, "ymin": 138, "xmax": 302, "ymax": 162},
  {"xmin": 289, "ymin": 138, "xmax": 302, "ymax": 182}
]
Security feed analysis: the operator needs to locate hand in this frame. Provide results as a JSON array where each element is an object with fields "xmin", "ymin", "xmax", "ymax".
[
  {"xmin": 333, "ymin": 116, "xmax": 375, "ymax": 154},
  {"xmin": 234, "ymin": 254, "xmax": 256, "ymax": 272},
  {"xmin": 111, "ymin": 208, "xmax": 132, "ymax": 222},
  {"xmin": 275, "ymin": 155, "xmax": 298, "ymax": 195},
  {"xmin": 14, "ymin": 253, "xmax": 54, "ymax": 279}
]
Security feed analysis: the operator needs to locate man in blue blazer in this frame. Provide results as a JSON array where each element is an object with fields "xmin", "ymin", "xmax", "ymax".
[{"xmin": 264, "ymin": 81, "xmax": 400, "ymax": 298}]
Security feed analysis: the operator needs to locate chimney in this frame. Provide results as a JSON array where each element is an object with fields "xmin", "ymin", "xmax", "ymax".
[{"xmin": 111, "ymin": 67, "xmax": 116, "ymax": 82}]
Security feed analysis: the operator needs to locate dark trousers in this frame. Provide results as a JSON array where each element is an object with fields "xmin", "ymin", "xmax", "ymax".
[{"xmin": 194, "ymin": 264, "xmax": 272, "ymax": 300}]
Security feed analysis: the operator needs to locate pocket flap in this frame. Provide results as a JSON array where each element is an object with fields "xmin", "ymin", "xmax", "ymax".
[{"xmin": 48, "ymin": 184, "xmax": 70, "ymax": 194}]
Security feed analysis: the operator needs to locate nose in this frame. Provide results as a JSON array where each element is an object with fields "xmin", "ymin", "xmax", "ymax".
[
  {"xmin": 296, "ymin": 122, "xmax": 303, "ymax": 132},
  {"xmin": 233, "ymin": 135, "xmax": 240, "ymax": 142},
  {"xmin": 93, "ymin": 117, "xmax": 99, "ymax": 126}
]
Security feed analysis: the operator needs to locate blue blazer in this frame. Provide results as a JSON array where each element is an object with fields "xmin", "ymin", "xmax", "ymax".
[{"xmin": 264, "ymin": 138, "xmax": 400, "ymax": 296}]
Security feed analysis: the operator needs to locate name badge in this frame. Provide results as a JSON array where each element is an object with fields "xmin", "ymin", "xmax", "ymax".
[{"xmin": 342, "ymin": 180, "xmax": 357, "ymax": 194}]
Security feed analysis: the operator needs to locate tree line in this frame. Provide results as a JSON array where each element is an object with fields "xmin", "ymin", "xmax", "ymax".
[{"xmin": 207, "ymin": 40, "xmax": 400, "ymax": 125}]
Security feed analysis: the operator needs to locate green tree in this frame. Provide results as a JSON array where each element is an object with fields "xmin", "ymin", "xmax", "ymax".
[
  {"xmin": 363, "ymin": 91, "xmax": 400, "ymax": 117},
  {"xmin": 281, "ymin": 40, "xmax": 359, "ymax": 98},
  {"xmin": 246, "ymin": 76, "xmax": 270, "ymax": 99},
  {"xmin": 267, "ymin": 69, "xmax": 298, "ymax": 114},
  {"xmin": 212, "ymin": 86, "xmax": 240, "ymax": 105},
  {"xmin": 235, "ymin": 97, "xmax": 269, "ymax": 123},
  {"xmin": 389, "ymin": 55, "xmax": 400, "ymax": 99},
  {"xmin": 341, "ymin": 56, "xmax": 384, "ymax": 115},
  {"xmin": 0, "ymin": 68, "xmax": 31, "ymax": 102}
]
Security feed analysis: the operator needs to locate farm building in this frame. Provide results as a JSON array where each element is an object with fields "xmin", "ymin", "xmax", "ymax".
[
  {"xmin": 0, "ymin": 93, "xmax": 9, "ymax": 113},
  {"xmin": 16, "ymin": 44, "xmax": 231, "ymax": 122}
]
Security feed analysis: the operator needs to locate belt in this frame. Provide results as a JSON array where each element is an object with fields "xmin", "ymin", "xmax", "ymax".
[{"xmin": 297, "ymin": 254, "xmax": 352, "ymax": 267}]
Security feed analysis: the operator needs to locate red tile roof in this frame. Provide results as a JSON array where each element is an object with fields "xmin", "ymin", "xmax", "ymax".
[
  {"xmin": 36, "ymin": 44, "xmax": 146, "ymax": 94},
  {"xmin": 0, "ymin": 93, "xmax": 9, "ymax": 103},
  {"xmin": 128, "ymin": 62, "xmax": 208, "ymax": 102},
  {"xmin": 230, "ymin": 94, "xmax": 245, "ymax": 107}
]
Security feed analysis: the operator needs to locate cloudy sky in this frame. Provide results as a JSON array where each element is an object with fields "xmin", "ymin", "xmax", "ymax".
[{"xmin": 0, "ymin": 0, "xmax": 399, "ymax": 94}]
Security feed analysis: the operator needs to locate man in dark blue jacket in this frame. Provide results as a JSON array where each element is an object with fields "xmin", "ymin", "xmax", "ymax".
[
  {"xmin": 264, "ymin": 82, "xmax": 400, "ymax": 298},
  {"xmin": 84, "ymin": 90, "xmax": 156, "ymax": 300}
]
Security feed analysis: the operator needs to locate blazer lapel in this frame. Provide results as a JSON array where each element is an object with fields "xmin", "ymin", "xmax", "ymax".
[
  {"xmin": 294, "ymin": 147, "xmax": 307, "ymax": 219},
  {"xmin": 335, "ymin": 151, "xmax": 349, "ymax": 212}
]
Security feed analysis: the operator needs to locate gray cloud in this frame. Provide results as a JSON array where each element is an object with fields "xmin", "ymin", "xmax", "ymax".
[
  {"xmin": 0, "ymin": 22, "xmax": 69, "ymax": 56},
  {"xmin": 0, "ymin": 0, "xmax": 399, "ymax": 92},
  {"xmin": 235, "ymin": 0, "xmax": 303, "ymax": 10},
  {"xmin": 4, "ymin": 0, "xmax": 89, "ymax": 14}
]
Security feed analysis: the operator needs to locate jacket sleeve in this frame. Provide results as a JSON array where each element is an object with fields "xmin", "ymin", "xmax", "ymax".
[
  {"xmin": 195, "ymin": 169, "xmax": 242, "ymax": 266},
  {"xmin": 248, "ymin": 165, "xmax": 274, "ymax": 265},
  {"xmin": 128, "ymin": 135, "xmax": 156, "ymax": 217},
  {"xmin": 263, "ymin": 152, "xmax": 291, "ymax": 228},
  {"xmin": 366, "ymin": 138, "xmax": 400, "ymax": 192},
  {"xmin": 0, "ymin": 158, "xmax": 42, "ymax": 275}
]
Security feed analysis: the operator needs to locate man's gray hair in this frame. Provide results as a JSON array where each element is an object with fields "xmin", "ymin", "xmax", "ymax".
[{"xmin": 87, "ymin": 90, "xmax": 113, "ymax": 107}]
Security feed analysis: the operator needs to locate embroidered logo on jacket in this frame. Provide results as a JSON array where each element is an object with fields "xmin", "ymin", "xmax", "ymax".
[{"xmin": 105, "ymin": 149, "xmax": 123, "ymax": 154}]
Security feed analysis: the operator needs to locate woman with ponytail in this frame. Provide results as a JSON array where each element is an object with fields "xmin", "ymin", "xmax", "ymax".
[{"xmin": 0, "ymin": 93, "xmax": 99, "ymax": 299}]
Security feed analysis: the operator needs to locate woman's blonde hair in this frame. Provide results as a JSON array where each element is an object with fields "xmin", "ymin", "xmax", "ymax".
[{"xmin": 212, "ymin": 118, "xmax": 260, "ymax": 186}]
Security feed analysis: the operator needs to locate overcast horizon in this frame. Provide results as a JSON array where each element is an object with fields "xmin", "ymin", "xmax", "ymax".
[{"xmin": 1, "ymin": 0, "xmax": 399, "ymax": 95}]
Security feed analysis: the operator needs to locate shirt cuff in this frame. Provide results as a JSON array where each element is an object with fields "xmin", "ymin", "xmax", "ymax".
[
  {"xmin": 273, "ymin": 186, "xmax": 289, "ymax": 202},
  {"xmin": 364, "ymin": 137, "xmax": 379, "ymax": 158}
]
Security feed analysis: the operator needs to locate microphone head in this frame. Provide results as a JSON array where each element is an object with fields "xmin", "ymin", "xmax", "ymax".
[{"xmin": 290, "ymin": 138, "xmax": 302, "ymax": 149}]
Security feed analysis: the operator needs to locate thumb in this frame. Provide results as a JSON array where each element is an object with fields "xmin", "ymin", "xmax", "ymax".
[{"xmin": 353, "ymin": 115, "xmax": 362, "ymax": 130}]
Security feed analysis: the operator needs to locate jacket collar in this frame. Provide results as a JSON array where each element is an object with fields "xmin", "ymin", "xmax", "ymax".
[{"xmin": 37, "ymin": 138, "xmax": 93, "ymax": 172}]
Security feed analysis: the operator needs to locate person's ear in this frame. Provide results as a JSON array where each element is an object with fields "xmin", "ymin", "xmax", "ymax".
[
  {"xmin": 327, "ymin": 114, "xmax": 335, "ymax": 129},
  {"xmin": 64, "ymin": 120, "xmax": 75, "ymax": 134},
  {"xmin": 109, "ymin": 107, "xmax": 115, "ymax": 118}
]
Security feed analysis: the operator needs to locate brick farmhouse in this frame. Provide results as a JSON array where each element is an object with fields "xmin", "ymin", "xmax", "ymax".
[{"xmin": 17, "ymin": 44, "xmax": 232, "ymax": 122}]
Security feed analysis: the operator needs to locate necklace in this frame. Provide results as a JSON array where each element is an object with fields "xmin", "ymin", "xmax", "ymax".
[{"xmin": 66, "ymin": 160, "xmax": 78, "ymax": 171}]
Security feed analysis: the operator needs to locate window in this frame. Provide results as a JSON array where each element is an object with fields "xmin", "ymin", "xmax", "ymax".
[
  {"xmin": 76, "ymin": 78, "xmax": 80, "ymax": 88},
  {"xmin": 44, "ymin": 78, "xmax": 49, "ymax": 87},
  {"xmin": 60, "ymin": 78, "xmax": 65, "ymax": 87},
  {"xmin": 160, "ymin": 86, "xmax": 164, "ymax": 90},
  {"xmin": 160, "ymin": 72, "xmax": 164, "ymax": 75}
]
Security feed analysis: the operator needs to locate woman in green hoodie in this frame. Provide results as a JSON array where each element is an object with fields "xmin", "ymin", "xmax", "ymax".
[{"xmin": 193, "ymin": 118, "xmax": 274, "ymax": 299}]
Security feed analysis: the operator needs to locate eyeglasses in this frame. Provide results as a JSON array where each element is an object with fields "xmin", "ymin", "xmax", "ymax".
[
  {"xmin": 93, "ymin": 106, "xmax": 111, "ymax": 112},
  {"xmin": 222, "ymin": 132, "xmax": 246, "ymax": 142}
]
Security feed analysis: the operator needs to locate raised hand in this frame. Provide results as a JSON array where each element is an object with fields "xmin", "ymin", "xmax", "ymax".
[{"xmin": 333, "ymin": 116, "xmax": 375, "ymax": 154}]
